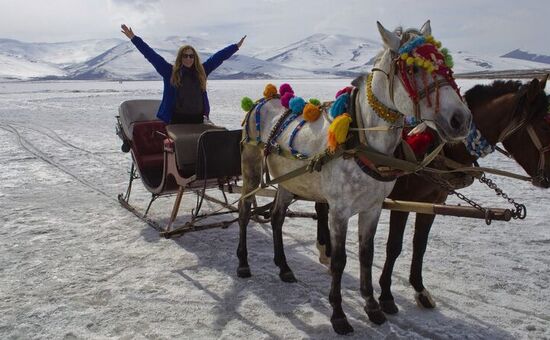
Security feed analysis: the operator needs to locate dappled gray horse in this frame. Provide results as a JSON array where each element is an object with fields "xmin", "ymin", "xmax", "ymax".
[{"xmin": 237, "ymin": 21, "xmax": 472, "ymax": 334}]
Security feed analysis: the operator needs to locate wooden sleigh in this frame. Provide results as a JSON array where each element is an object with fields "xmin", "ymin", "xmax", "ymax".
[
  {"xmin": 116, "ymin": 100, "xmax": 514, "ymax": 238},
  {"xmin": 116, "ymin": 99, "xmax": 248, "ymax": 237}
]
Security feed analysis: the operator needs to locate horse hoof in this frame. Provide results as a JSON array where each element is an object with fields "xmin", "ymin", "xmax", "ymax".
[
  {"xmin": 279, "ymin": 271, "xmax": 297, "ymax": 283},
  {"xmin": 237, "ymin": 266, "xmax": 251, "ymax": 278},
  {"xmin": 364, "ymin": 307, "xmax": 387, "ymax": 325},
  {"xmin": 331, "ymin": 316, "xmax": 354, "ymax": 335},
  {"xmin": 415, "ymin": 289, "xmax": 436, "ymax": 309},
  {"xmin": 379, "ymin": 299, "xmax": 399, "ymax": 314},
  {"xmin": 316, "ymin": 242, "xmax": 331, "ymax": 266}
]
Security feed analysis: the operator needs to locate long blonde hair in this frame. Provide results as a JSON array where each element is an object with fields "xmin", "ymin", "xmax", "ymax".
[{"xmin": 170, "ymin": 45, "xmax": 207, "ymax": 91}]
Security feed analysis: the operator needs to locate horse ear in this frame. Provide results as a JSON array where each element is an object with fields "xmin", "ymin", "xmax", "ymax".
[
  {"xmin": 526, "ymin": 78, "xmax": 540, "ymax": 103},
  {"xmin": 377, "ymin": 21, "xmax": 401, "ymax": 52},
  {"xmin": 420, "ymin": 20, "xmax": 432, "ymax": 36},
  {"xmin": 351, "ymin": 74, "xmax": 367, "ymax": 88}
]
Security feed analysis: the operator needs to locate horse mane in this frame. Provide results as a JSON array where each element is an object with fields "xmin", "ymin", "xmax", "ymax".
[
  {"xmin": 371, "ymin": 26, "xmax": 422, "ymax": 65},
  {"xmin": 398, "ymin": 27, "xmax": 422, "ymax": 45},
  {"xmin": 464, "ymin": 80, "xmax": 523, "ymax": 109},
  {"xmin": 466, "ymin": 80, "xmax": 549, "ymax": 122}
]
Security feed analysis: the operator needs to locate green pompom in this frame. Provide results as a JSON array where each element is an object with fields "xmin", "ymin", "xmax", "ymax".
[
  {"xmin": 444, "ymin": 54, "xmax": 454, "ymax": 68},
  {"xmin": 241, "ymin": 97, "xmax": 255, "ymax": 112},
  {"xmin": 309, "ymin": 98, "xmax": 321, "ymax": 106},
  {"xmin": 440, "ymin": 48, "xmax": 454, "ymax": 68}
]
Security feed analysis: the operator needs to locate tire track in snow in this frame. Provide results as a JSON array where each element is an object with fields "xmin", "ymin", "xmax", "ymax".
[
  {"xmin": 0, "ymin": 123, "xmax": 116, "ymax": 203},
  {"xmin": 7, "ymin": 122, "xmax": 118, "ymax": 167}
]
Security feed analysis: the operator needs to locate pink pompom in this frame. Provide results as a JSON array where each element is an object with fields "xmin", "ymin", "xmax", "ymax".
[
  {"xmin": 335, "ymin": 86, "xmax": 353, "ymax": 98},
  {"xmin": 279, "ymin": 83, "xmax": 294, "ymax": 97},
  {"xmin": 280, "ymin": 92, "xmax": 295, "ymax": 108}
]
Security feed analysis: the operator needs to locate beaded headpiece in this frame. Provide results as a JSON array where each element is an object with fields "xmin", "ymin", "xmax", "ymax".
[{"xmin": 396, "ymin": 35, "xmax": 460, "ymax": 103}]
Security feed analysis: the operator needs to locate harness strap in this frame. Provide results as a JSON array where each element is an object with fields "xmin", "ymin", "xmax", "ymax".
[
  {"xmin": 426, "ymin": 154, "xmax": 531, "ymax": 181},
  {"xmin": 527, "ymin": 125, "xmax": 550, "ymax": 172}
]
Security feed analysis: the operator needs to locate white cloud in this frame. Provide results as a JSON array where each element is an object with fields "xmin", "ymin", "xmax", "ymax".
[{"xmin": 0, "ymin": 0, "xmax": 549, "ymax": 55}]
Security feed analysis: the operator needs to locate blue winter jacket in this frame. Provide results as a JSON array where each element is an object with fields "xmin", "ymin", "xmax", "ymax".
[{"xmin": 131, "ymin": 36, "xmax": 239, "ymax": 123}]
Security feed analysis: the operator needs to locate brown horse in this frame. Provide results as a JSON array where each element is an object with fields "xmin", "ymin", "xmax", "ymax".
[{"xmin": 315, "ymin": 76, "xmax": 550, "ymax": 314}]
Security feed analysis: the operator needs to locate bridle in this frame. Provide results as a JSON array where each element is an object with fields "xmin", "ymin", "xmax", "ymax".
[
  {"xmin": 371, "ymin": 34, "xmax": 461, "ymax": 122},
  {"xmin": 496, "ymin": 93, "xmax": 550, "ymax": 186}
]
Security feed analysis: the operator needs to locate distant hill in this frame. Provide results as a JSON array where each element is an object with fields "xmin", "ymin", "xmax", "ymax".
[
  {"xmin": 501, "ymin": 49, "xmax": 550, "ymax": 65},
  {"xmin": 1, "ymin": 36, "xmax": 549, "ymax": 80}
]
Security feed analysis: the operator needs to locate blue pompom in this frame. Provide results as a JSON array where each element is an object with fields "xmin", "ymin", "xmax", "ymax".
[
  {"xmin": 330, "ymin": 93, "xmax": 349, "ymax": 118},
  {"xmin": 289, "ymin": 96, "xmax": 306, "ymax": 114}
]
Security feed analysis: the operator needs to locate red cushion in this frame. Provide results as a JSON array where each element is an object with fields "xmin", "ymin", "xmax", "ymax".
[{"xmin": 132, "ymin": 121, "xmax": 166, "ymax": 156}]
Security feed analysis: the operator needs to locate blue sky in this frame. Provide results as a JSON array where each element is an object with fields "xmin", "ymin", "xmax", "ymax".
[{"xmin": 1, "ymin": 0, "xmax": 549, "ymax": 55}]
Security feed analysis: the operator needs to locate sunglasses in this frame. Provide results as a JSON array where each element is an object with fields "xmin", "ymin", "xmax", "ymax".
[{"xmin": 182, "ymin": 53, "xmax": 195, "ymax": 59}]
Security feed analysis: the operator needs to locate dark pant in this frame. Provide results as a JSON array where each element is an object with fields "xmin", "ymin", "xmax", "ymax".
[{"xmin": 171, "ymin": 113, "xmax": 204, "ymax": 124}]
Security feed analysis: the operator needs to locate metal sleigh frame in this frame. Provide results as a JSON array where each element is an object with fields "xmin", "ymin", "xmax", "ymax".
[{"xmin": 115, "ymin": 99, "xmax": 515, "ymax": 239}]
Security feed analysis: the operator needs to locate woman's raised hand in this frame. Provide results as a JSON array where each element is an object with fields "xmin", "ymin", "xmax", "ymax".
[
  {"xmin": 237, "ymin": 35, "xmax": 247, "ymax": 49},
  {"xmin": 121, "ymin": 24, "xmax": 135, "ymax": 39}
]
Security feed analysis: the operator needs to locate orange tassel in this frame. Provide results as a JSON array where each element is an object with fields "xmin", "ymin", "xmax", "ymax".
[{"xmin": 327, "ymin": 131, "xmax": 338, "ymax": 152}]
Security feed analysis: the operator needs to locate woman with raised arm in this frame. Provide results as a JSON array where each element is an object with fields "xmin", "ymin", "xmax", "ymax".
[{"xmin": 121, "ymin": 24, "xmax": 246, "ymax": 124}]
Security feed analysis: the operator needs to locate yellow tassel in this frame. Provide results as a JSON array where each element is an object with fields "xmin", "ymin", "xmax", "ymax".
[
  {"xmin": 401, "ymin": 53, "xmax": 409, "ymax": 60},
  {"xmin": 263, "ymin": 83, "xmax": 278, "ymax": 98},
  {"xmin": 303, "ymin": 103, "xmax": 321, "ymax": 122},
  {"xmin": 327, "ymin": 113, "xmax": 351, "ymax": 151},
  {"xmin": 406, "ymin": 57, "xmax": 414, "ymax": 65}
]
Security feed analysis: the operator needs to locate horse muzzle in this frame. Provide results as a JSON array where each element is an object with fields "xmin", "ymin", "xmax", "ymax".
[{"xmin": 435, "ymin": 108, "xmax": 472, "ymax": 142}]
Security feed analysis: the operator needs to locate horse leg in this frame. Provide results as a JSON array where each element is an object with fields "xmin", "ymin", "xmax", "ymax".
[
  {"xmin": 271, "ymin": 187, "xmax": 297, "ymax": 282},
  {"xmin": 236, "ymin": 144, "xmax": 262, "ymax": 278},
  {"xmin": 314, "ymin": 202, "xmax": 331, "ymax": 266},
  {"xmin": 358, "ymin": 210, "xmax": 386, "ymax": 325},
  {"xmin": 328, "ymin": 212, "xmax": 354, "ymax": 335},
  {"xmin": 378, "ymin": 210, "xmax": 409, "ymax": 314},
  {"xmin": 410, "ymin": 213, "xmax": 437, "ymax": 308}
]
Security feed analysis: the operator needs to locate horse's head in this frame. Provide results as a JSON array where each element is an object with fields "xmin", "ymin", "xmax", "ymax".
[
  {"xmin": 372, "ymin": 21, "xmax": 472, "ymax": 142},
  {"xmin": 499, "ymin": 76, "xmax": 550, "ymax": 188}
]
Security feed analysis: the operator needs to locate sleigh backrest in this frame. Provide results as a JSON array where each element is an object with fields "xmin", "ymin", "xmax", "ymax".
[{"xmin": 118, "ymin": 99, "xmax": 161, "ymax": 141}]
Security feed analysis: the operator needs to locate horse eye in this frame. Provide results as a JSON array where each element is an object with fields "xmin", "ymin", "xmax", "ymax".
[{"xmin": 411, "ymin": 66, "xmax": 420, "ymax": 74}]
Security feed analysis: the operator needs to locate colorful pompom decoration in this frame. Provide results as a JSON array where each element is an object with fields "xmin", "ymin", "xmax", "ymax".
[
  {"xmin": 303, "ymin": 103, "xmax": 321, "ymax": 122},
  {"xmin": 309, "ymin": 98, "xmax": 321, "ymax": 106},
  {"xmin": 330, "ymin": 93, "xmax": 349, "ymax": 118},
  {"xmin": 327, "ymin": 113, "xmax": 352, "ymax": 152},
  {"xmin": 241, "ymin": 97, "xmax": 255, "ymax": 112},
  {"xmin": 335, "ymin": 86, "xmax": 353, "ymax": 99},
  {"xmin": 289, "ymin": 96, "xmax": 306, "ymax": 114},
  {"xmin": 263, "ymin": 83, "xmax": 278, "ymax": 99},
  {"xmin": 279, "ymin": 83, "xmax": 294, "ymax": 97},
  {"xmin": 281, "ymin": 91, "xmax": 295, "ymax": 108}
]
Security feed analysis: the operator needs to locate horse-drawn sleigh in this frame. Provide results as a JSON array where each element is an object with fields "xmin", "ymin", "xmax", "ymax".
[{"xmin": 115, "ymin": 20, "xmax": 549, "ymax": 334}]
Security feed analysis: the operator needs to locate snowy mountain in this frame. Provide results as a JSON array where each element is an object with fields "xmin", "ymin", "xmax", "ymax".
[
  {"xmin": 1, "ymin": 35, "xmax": 549, "ymax": 80},
  {"xmin": 256, "ymin": 33, "xmax": 381, "ymax": 76},
  {"xmin": 501, "ymin": 49, "xmax": 550, "ymax": 65},
  {"xmin": 452, "ymin": 50, "xmax": 550, "ymax": 73},
  {"xmin": 0, "ymin": 38, "xmax": 123, "ymax": 65}
]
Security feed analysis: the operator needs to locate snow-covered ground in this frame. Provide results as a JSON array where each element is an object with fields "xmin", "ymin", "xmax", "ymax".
[{"xmin": 0, "ymin": 79, "xmax": 548, "ymax": 339}]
